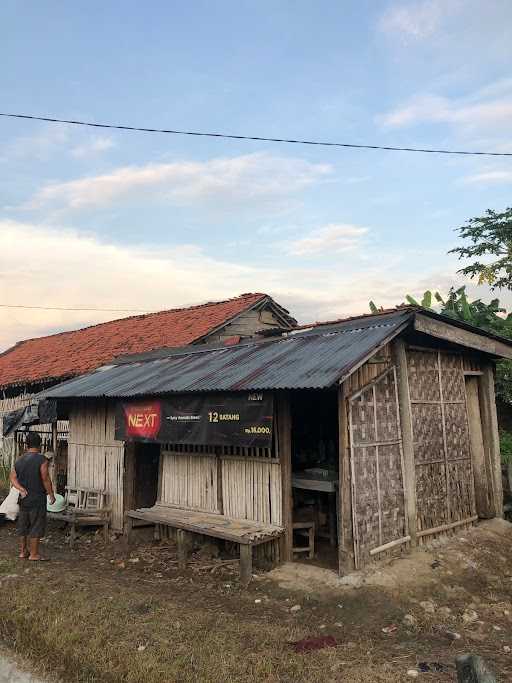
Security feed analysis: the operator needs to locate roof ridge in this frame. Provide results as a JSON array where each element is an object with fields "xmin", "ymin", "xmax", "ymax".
[
  {"xmin": 2, "ymin": 293, "xmax": 269, "ymax": 350},
  {"xmin": 294, "ymin": 305, "xmax": 415, "ymax": 331}
]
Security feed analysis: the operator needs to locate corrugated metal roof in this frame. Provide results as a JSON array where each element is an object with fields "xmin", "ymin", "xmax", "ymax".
[{"xmin": 43, "ymin": 311, "xmax": 412, "ymax": 398}]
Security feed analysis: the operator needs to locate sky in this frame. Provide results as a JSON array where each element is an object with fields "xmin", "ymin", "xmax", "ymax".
[{"xmin": 1, "ymin": 0, "xmax": 512, "ymax": 351}]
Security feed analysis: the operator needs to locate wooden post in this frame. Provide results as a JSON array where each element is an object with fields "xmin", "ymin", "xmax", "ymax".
[
  {"xmin": 465, "ymin": 376, "xmax": 492, "ymax": 518},
  {"xmin": 123, "ymin": 442, "xmax": 136, "ymax": 517},
  {"xmin": 392, "ymin": 339, "xmax": 417, "ymax": 547},
  {"xmin": 177, "ymin": 529, "xmax": 187, "ymax": 569},
  {"xmin": 239, "ymin": 544, "xmax": 253, "ymax": 586},
  {"xmin": 276, "ymin": 392, "xmax": 293, "ymax": 562},
  {"xmin": 480, "ymin": 364, "xmax": 504, "ymax": 518},
  {"xmin": 338, "ymin": 382, "xmax": 354, "ymax": 572}
]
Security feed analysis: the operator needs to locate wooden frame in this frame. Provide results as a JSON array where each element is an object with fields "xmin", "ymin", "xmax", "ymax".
[
  {"xmin": 276, "ymin": 392, "xmax": 293, "ymax": 562},
  {"xmin": 414, "ymin": 313, "xmax": 512, "ymax": 359}
]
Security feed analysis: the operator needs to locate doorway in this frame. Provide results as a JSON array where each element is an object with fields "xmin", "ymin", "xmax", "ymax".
[
  {"xmin": 290, "ymin": 390, "xmax": 339, "ymax": 569},
  {"xmin": 465, "ymin": 376, "xmax": 493, "ymax": 518},
  {"xmin": 134, "ymin": 442, "xmax": 160, "ymax": 509}
]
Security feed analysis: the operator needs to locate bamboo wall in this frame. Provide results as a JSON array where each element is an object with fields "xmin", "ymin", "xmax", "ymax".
[
  {"xmin": 407, "ymin": 349, "xmax": 477, "ymax": 538},
  {"xmin": 157, "ymin": 448, "xmax": 282, "ymax": 526},
  {"xmin": 67, "ymin": 400, "xmax": 125, "ymax": 530}
]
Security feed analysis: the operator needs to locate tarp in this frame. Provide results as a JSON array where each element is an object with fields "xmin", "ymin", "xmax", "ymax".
[
  {"xmin": 2, "ymin": 399, "xmax": 57, "ymax": 437},
  {"xmin": 115, "ymin": 392, "xmax": 273, "ymax": 448}
]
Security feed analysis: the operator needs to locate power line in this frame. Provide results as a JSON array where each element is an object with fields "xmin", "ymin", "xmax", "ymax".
[
  {"xmin": 0, "ymin": 303, "xmax": 154, "ymax": 313},
  {"xmin": 1, "ymin": 111, "xmax": 511, "ymax": 157}
]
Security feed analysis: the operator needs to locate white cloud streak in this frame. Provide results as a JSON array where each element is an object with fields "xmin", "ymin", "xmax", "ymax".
[
  {"xmin": 462, "ymin": 169, "xmax": 512, "ymax": 185},
  {"xmin": 379, "ymin": 0, "xmax": 461, "ymax": 40},
  {"xmin": 0, "ymin": 220, "xmax": 486, "ymax": 352},
  {"xmin": 286, "ymin": 224, "xmax": 368, "ymax": 256},
  {"xmin": 70, "ymin": 136, "xmax": 115, "ymax": 158},
  {"xmin": 26, "ymin": 153, "xmax": 332, "ymax": 210}
]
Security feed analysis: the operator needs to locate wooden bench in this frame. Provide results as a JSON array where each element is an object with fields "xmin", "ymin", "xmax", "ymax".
[
  {"xmin": 48, "ymin": 487, "xmax": 111, "ymax": 548},
  {"xmin": 125, "ymin": 505, "xmax": 283, "ymax": 585}
]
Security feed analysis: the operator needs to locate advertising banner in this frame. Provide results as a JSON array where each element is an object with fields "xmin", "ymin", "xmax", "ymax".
[{"xmin": 115, "ymin": 392, "xmax": 273, "ymax": 448}]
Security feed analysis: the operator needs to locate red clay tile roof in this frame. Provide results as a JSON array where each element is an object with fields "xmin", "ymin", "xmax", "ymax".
[{"xmin": 0, "ymin": 293, "xmax": 273, "ymax": 389}]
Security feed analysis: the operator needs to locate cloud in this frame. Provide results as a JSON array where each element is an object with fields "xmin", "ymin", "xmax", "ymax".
[
  {"xmin": 379, "ymin": 0, "xmax": 460, "ymax": 40},
  {"xmin": 2, "ymin": 220, "xmax": 505, "ymax": 352},
  {"xmin": 285, "ymin": 224, "xmax": 368, "ymax": 257},
  {"xmin": 462, "ymin": 169, "xmax": 512, "ymax": 185},
  {"xmin": 25, "ymin": 153, "xmax": 332, "ymax": 210},
  {"xmin": 70, "ymin": 136, "xmax": 115, "ymax": 158},
  {"xmin": 380, "ymin": 81, "xmax": 512, "ymax": 131}
]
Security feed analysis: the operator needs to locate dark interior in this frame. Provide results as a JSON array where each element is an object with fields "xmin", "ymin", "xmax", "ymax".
[
  {"xmin": 134, "ymin": 442, "xmax": 160, "ymax": 509},
  {"xmin": 290, "ymin": 389, "xmax": 339, "ymax": 569}
]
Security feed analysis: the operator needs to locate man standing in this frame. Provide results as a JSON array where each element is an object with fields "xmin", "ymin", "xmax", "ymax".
[{"xmin": 10, "ymin": 432, "xmax": 55, "ymax": 561}]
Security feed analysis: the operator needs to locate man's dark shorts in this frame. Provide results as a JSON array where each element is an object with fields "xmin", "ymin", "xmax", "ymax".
[{"xmin": 17, "ymin": 506, "xmax": 47, "ymax": 538}]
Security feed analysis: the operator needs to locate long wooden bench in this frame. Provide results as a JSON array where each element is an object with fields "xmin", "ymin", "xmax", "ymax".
[{"xmin": 125, "ymin": 505, "xmax": 283, "ymax": 585}]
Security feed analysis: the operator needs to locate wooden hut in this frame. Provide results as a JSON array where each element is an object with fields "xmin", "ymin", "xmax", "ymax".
[
  {"xmin": 43, "ymin": 307, "xmax": 510, "ymax": 573},
  {"xmin": 0, "ymin": 293, "xmax": 295, "ymax": 484}
]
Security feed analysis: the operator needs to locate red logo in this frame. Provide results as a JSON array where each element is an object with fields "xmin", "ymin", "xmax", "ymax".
[{"xmin": 124, "ymin": 402, "xmax": 162, "ymax": 439}]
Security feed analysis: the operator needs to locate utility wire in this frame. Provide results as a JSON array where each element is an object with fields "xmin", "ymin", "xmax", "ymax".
[
  {"xmin": 1, "ymin": 111, "xmax": 511, "ymax": 157},
  {"xmin": 0, "ymin": 304, "xmax": 154, "ymax": 313}
]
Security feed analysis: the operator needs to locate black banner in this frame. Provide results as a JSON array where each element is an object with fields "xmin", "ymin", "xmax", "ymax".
[{"xmin": 115, "ymin": 392, "xmax": 273, "ymax": 448}]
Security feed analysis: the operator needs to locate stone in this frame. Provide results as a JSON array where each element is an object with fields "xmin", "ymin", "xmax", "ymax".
[
  {"xmin": 402, "ymin": 614, "xmax": 416, "ymax": 626},
  {"xmin": 462, "ymin": 609, "xmax": 479, "ymax": 624},
  {"xmin": 290, "ymin": 604, "xmax": 301, "ymax": 613},
  {"xmin": 444, "ymin": 630, "xmax": 462, "ymax": 641},
  {"xmin": 420, "ymin": 600, "xmax": 436, "ymax": 614},
  {"xmin": 406, "ymin": 670, "xmax": 419, "ymax": 678},
  {"xmin": 503, "ymin": 646, "xmax": 511, "ymax": 653}
]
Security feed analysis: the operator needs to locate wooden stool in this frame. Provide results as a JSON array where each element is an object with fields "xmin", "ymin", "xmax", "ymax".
[{"xmin": 292, "ymin": 521, "xmax": 315, "ymax": 559}]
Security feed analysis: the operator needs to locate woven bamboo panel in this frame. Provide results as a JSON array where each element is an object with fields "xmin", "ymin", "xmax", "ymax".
[
  {"xmin": 407, "ymin": 349, "xmax": 476, "ymax": 538},
  {"xmin": 411, "ymin": 403, "xmax": 444, "ymax": 464},
  {"xmin": 416, "ymin": 461, "xmax": 448, "ymax": 532},
  {"xmin": 407, "ymin": 351, "xmax": 440, "ymax": 402},
  {"xmin": 440, "ymin": 353, "xmax": 466, "ymax": 402},
  {"xmin": 447, "ymin": 459, "xmax": 475, "ymax": 523},
  {"xmin": 351, "ymin": 445, "xmax": 380, "ymax": 562},
  {"xmin": 350, "ymin": 387, "xmax": 376, "ymax": 445},
  {"xmin": 444, "ymin": 403, "xmax": 471, "ymax": 460},
  {"xmin": 374, "ymin": 373, "xmax": 400, "ymax": 442},
  {"xmin": 350, "ymin": 369, "xmax": 407, "ymax": 567},
  {"xmin": 378, "ymin": 443, "xmax": 407, "ymax": 543}
]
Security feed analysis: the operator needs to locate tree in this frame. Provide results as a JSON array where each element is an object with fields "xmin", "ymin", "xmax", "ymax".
[{"xmin": 450, "ymin": 208, "xmax": 512, "ymax": 290}]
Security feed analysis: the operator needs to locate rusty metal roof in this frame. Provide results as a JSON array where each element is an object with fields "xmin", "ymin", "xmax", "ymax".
[{"xmin": 43, "ymin": 311, "xmax": 412, "ymax": 398}]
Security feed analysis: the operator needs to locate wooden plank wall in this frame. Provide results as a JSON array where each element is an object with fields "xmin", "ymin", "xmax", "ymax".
[
  {"xmin": 221, "ymin": 457, "xmax": 282, "ymax": 526},
  {"xmin": 68, "ymin": 400, "xmax": 125, "ymax": 531}
]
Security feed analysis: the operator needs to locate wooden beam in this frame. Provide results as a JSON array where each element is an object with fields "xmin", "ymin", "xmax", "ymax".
[
  {"xmin": 338, "ymin": 382, "xmax": 354, "ymax": 572},
  {"xmin": 392, "ymin": 339, "xmax": 417, "ymax": 548},
  {"xmin": 479, "ymin": 364, "xmax": 504, "ymax": 518},
  {"xmin": 276, "ymin": 392, "xmax": 293, "ymax": 562},
  {"xmin": 414, "ymin": 313, "xmax": 512, "ymax": 359}
]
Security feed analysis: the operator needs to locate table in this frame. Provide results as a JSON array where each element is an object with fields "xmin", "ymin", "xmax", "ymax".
[{"xmin": 292, "ymin": 471, "xmax": 339, "ymax": 546}]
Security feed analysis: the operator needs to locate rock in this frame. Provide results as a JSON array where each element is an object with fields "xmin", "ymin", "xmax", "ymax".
[
  {"xmin": 443, "ymin": 629, "xmax": 462, "ymax": 641},
  {"xmin": 137, "ymin": 644, "xmax": 147, "ymax": 652},
  {"xmin": 129, "ymin": 557, "xmax": 140, "ymax": 563},
  {"xmin": 406, "ymin": 670, "xmax": 419, "ymax": 678},
  {"xmin": 290, "ymin": 604, "xmax": 301, "ymax": 613},
  {"xmin": 403, "ymin": 614, "xmax": 416, "ymax": 627},
  {"xmin": 420, "ymin": 600, "xmax": 436, "ymax": 614},
  {"xmin": 382, "ymin": 624, "xmax": 398, "ymax": 634},
  {"xmin": 462, "ymin": 609, "xmax": 479, "ymax": 624},
  {"xmin": 438, "ymin": 606, "xmax": 452, "ymax": 618},
  {"xmin": 503, "ymin": 646, "xmax": 511, "ymax": 653},
  {"xmin": 254, "ymin": 599, "xmax": 262, "ymax": 604}
]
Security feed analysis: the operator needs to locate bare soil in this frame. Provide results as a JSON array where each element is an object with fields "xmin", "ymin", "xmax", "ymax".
[{"xmin": 0, "ymin": 518, "xmax": 511, "ymax": 682}]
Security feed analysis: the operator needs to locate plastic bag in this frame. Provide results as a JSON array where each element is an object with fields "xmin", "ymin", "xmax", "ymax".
[{"xmin": 0, "ymin": 486, "xmax": 20, "ymax": 521}]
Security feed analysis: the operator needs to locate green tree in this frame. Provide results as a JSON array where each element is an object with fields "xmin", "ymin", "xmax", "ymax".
[{"xmin": 450, "ymin": 208, "xmax": 512, "ymax": 289}]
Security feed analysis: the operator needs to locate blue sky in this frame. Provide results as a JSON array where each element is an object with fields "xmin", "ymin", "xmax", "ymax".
[{"xmin": 1, "ymin": 0, "xmax": 512, "ymax": 350}]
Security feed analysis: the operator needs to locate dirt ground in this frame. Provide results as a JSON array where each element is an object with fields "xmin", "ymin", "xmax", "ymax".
[{"xmin": 0, "ymin": 518, "xmax": 511, "ymax": 682}]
